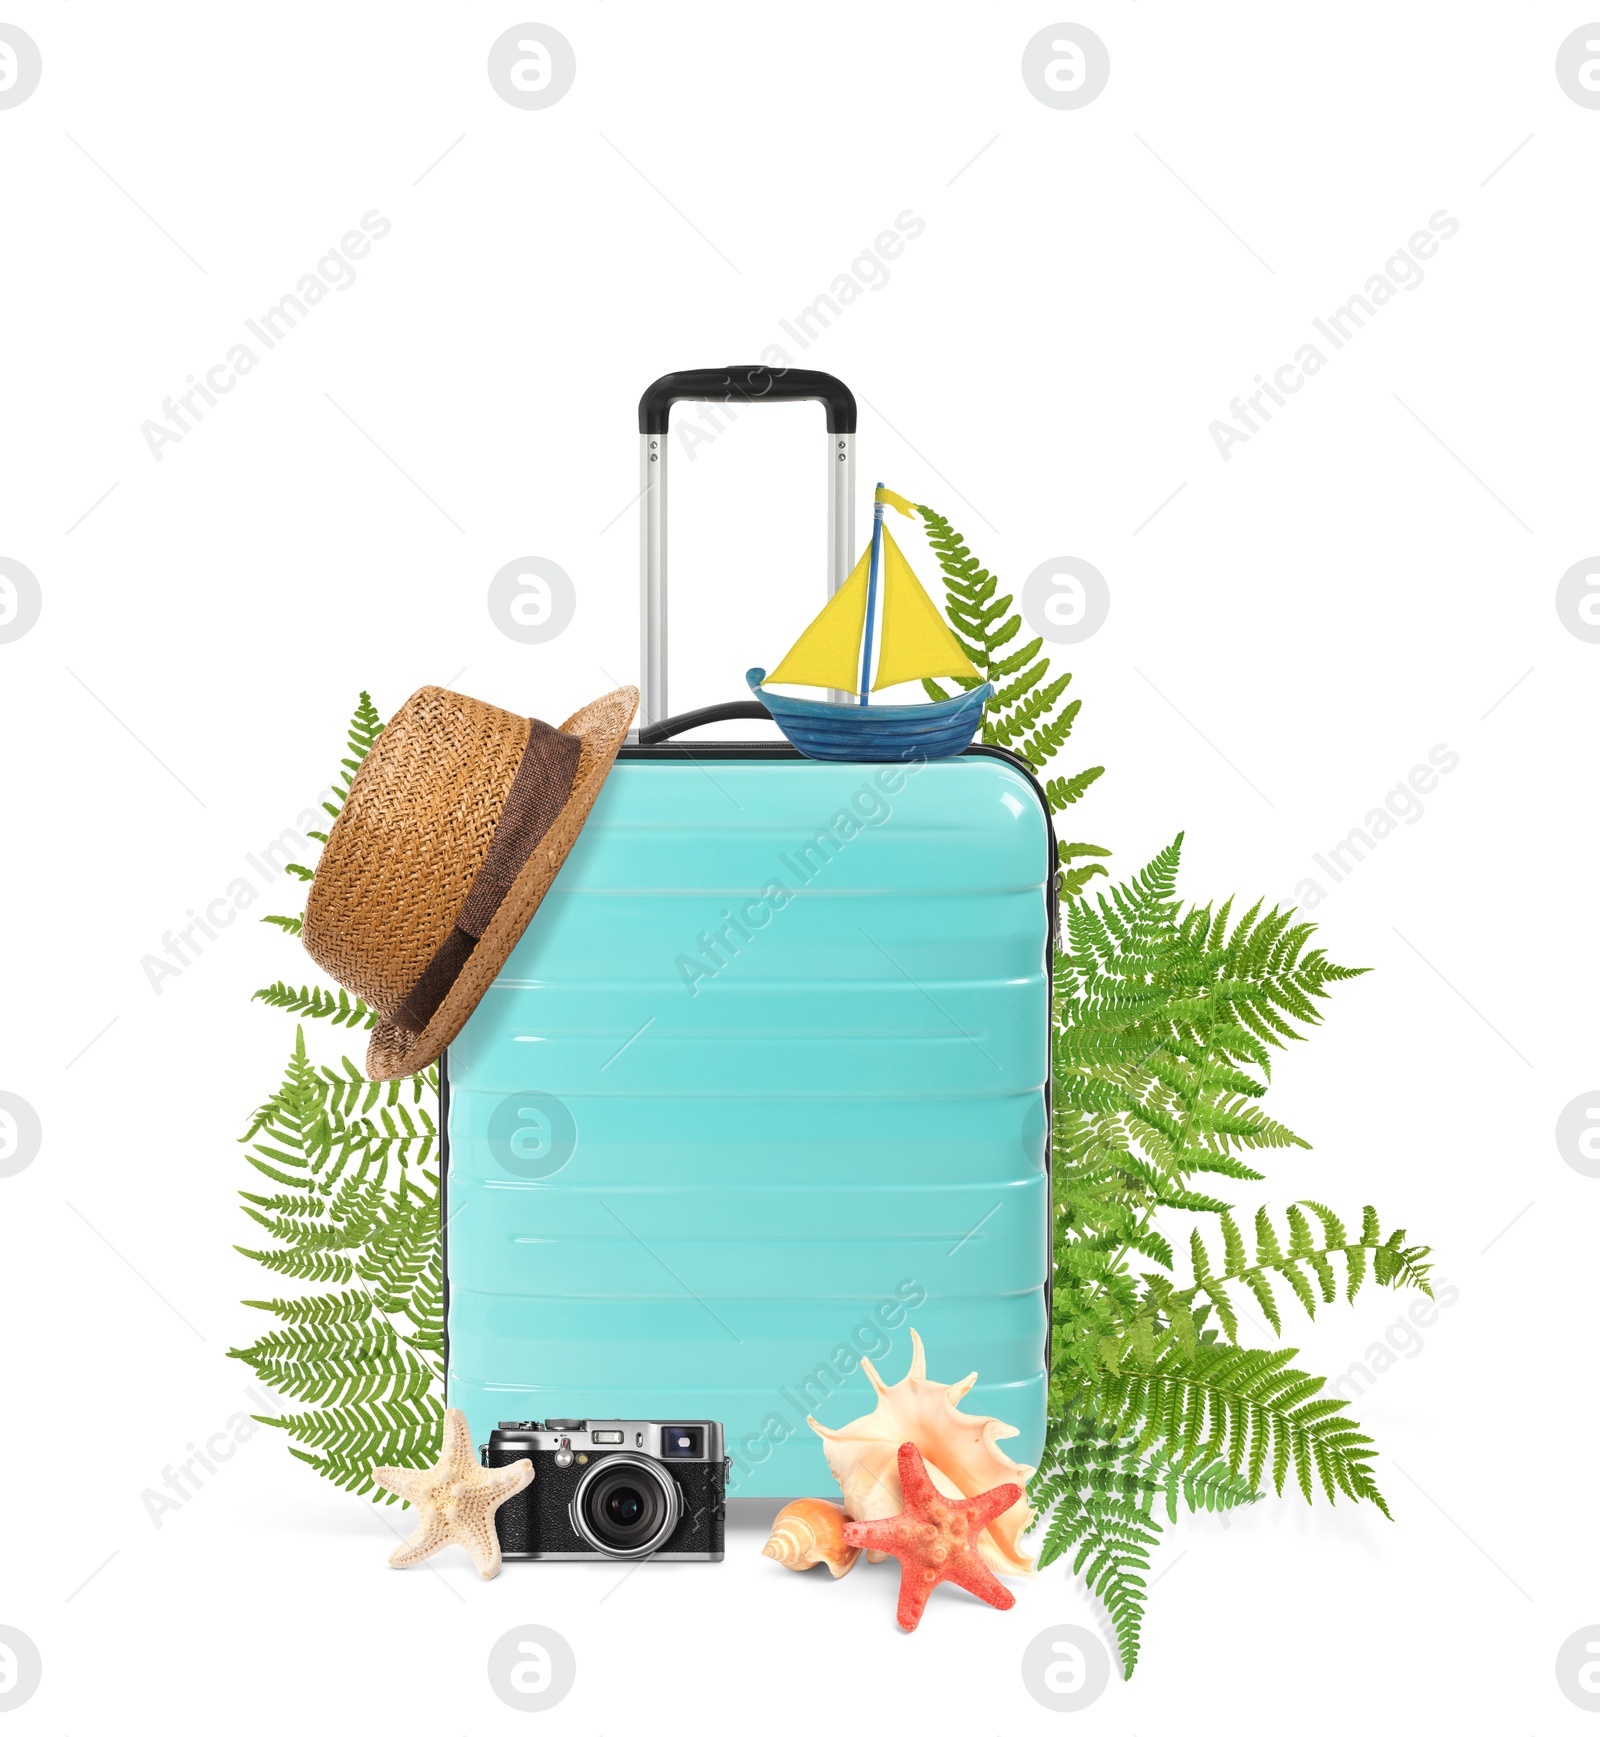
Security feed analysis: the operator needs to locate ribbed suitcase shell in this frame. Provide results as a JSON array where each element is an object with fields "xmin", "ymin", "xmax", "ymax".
[{"xmin": 443, "ymin": 742, "xmax": 1053, "ymax": 1495}]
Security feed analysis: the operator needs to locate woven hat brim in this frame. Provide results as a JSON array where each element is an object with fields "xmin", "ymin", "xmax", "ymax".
[{"xmin": 363, "ymin": 685, "xmax": 637, "ymax": 1080}]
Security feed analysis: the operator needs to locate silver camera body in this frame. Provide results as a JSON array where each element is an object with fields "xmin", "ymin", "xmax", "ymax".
[{"xmin": 484, "ymin": 1419, "xmax": 727, "ymax": 1561}]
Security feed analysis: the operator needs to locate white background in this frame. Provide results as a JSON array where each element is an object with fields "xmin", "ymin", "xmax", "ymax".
[{"xmin": 1, "ymin": 2, "xmax": 1595, "ymax": 1729}]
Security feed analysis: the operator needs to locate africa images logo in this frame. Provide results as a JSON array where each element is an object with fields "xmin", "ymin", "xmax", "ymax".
[{"xmin": 0, "ymin": 24, "xmax": 42, "ymax": 109}]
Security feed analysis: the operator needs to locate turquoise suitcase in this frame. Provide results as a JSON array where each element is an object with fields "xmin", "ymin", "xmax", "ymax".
[{"xmin": 442, "ymin": 370, "xmax": 1055, "ymax": 1495}]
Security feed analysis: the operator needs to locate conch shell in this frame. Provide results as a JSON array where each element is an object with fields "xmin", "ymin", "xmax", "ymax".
[
  {"xmin": 808, "ymin": 1328, "xmax": 1035, "ymax": 1577},
  {"xmin": 761, "ymin": 1497, "xmax": 860, "ymax": 1577}
]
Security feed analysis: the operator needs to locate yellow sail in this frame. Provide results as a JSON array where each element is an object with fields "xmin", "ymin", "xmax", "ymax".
[
  {"xmin": 766, "ymin": 544, "xmax": 872, "ymax": 692},
  {"xmin": 871, "ymin": 527, "xmax": 983, "ymax": 690}
]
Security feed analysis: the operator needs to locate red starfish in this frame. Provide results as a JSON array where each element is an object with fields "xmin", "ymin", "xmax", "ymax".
[{"xmin": 841, "ymin": 1441, "xmax": 1022, "ymax": 1632}]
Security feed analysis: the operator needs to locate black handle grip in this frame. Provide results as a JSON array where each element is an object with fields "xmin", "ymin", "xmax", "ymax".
[
  {"xmin": 636, "ymin": 700, "xmax": 773, "ymax": 744},
  {"xmin": 639, "ymin": 368, "xmax": 856, "ymax": 436}
]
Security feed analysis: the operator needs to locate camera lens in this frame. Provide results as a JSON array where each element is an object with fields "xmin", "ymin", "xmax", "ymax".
[
  {"xmin": 604, "ymin": 1486, "xmax": 644, "ymax": 1528},
  {"xmin": 570, "ymin": 1455, "xmax": 682, "ymax": 1559}
]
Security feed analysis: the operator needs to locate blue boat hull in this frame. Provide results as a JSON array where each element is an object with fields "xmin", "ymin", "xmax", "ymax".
[{"xmin": 747, "ymin": 668, "xmax": 991, "ymax": 762}]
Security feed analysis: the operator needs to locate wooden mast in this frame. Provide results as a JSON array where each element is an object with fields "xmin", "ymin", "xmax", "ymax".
[{"xmin": 858, "ymin": 480, "xmax": 887, "ymax": 705}]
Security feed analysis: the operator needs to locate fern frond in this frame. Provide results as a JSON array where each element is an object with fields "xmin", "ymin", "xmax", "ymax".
[
  {"xmin": 1046, "ymin": 766, "xmax": 1107, "ymax": 816},
  {"xmin": 1031, "ymin": 1411, "xmax": 1256, "ymax": 1677},
  {"xmin": 358, "ymin": 1187, "xmax": 439, "ymax": 1312},
  {"xmin": 285, "ymin": 1435, "xmax": 439, "ymax": 1500},
  {"xmin": 239, "ymin": 1029, "xmax": 434, "ymax": 1196},
  {"xmin": 1061, "ymin": 862, "xmax": 1113, "ymax": 897},
  {"xmin": 916, "ymin": 502, "xmax": 1107, "ymax": 871},
  {"xmin": 1049, "ymin": 833, "xmax": 1421, "ymax": 1619},
  {"xmin": 1080, "ymin": 1340, "xmax": 1391, "ymax": 1517},
  {"xmin": 403, "ymin": 1238, "xmax": 444, "ymax": 1352},
  {"xmin": 239, "ymin": 1344, "xmax": 438, "ymax": 1407},
  {"xmin": 231, "ymin": 1321, "xmax": 407, "ymax": 1366},
  {"xmin": 234, "ymin": 1244, "xmax": 355, "ymax": 1284},
  {"xmin": 230, "ymin": 689, "xmax": 448, "ymax": 1518},
  {"xmin": 253, "ymin": 982, "xmax": 376, "ymax": 1028},
  {"xmin": 260, "ymin": 1396, "xmax": 443, "ymax": 1500},
  {"xmin": 241, "ymin": 1289, "xmax": 375, "ymax": 1327},
  {"xmin": 1049, "ymin": 837, "xmax": 1364, "ymax": 1302},
  {"xmin": 330, "ymin": 691, "xmax": 384, "ymax": 812},
  {"xmin": 1150, "ymin": 1449, "xmax": 1261, "ymax": 1522},
  {"xmin": 1180, "ymin": 1202, "xmax": 1433, "ymax": 1338}
]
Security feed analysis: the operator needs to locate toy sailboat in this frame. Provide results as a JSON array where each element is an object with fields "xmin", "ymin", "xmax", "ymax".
[{"xmin": 748, "ymin": 486, "xmax": 991, "ymax": 761}]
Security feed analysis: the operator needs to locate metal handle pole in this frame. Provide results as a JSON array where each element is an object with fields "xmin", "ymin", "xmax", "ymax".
[{"xmin": 636, "ymin": 369, "xmax": 856, "ymax": 730}]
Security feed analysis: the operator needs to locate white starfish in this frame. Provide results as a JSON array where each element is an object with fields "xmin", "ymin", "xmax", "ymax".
[{"xmin": 374, "ymin": 1408, "xmax": 532, "ymax": 1580}]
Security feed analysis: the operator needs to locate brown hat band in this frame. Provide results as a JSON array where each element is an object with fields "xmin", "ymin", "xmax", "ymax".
[{"xmin": 392, "ymin": 716, "xmax": 583, "ymax": 1035}]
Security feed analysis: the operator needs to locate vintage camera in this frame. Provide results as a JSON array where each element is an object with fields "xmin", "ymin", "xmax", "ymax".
[{"xmin": 484, "ymin": 1420, "xmax": 727, "ymax": 1561}]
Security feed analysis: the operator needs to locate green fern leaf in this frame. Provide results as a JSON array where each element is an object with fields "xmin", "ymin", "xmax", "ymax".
[
  {"xmin": 253, "ymin": 982, "xmax": 377, "ymax": 1028},
  {"xmin": 234, "ymin": 1244, "xmax": 355, "ymax": 1284},
  {"xmin": 259, "ymin": 1396, "xmax": 443, "ymax": 1501},
  {"xmin": 241, "ymin": 1289, "xmax": 375, "ymax": 1327},
  {"xmin": 916, "ymin": 502, "xmax": 1107, "ymax": 874},
  {"xmin": 330, "ymin": 691, "xmax": 384, "ymax": 811},
  {"xmin": 1084, "ymin": 1340, "xmax": 1391, "ymax": 1517},
  {"xmin": 1048, "ymin": 837, "xmax": 1423, "ymax": 1660},
  {"xmin": 1031, "ymin": 1412, "xmax": 1252, "ymax": 1677},
  {"xmin": 1176, "ymin": 1200, "xmax": 1432, "ymax": 1340},
  {"xmin": 230, "ymin": 694, "xmax": 449, "ymax": 1513}
]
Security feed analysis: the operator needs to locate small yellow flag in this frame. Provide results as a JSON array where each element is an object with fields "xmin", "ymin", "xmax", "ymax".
[{"xmin": 874, "ymin": 486, "xmax": 917, "ymax": 518}]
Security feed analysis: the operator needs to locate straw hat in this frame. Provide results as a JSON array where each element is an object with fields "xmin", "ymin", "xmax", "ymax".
[{"xmin": 303, "ymin": 682, "xmax": 638, "ymax": 1080}]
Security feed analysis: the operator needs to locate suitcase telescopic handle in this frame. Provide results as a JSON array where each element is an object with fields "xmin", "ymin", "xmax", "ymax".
[{"xmin": 637, "ymin": 366, "xmax": 857, "ymax": 729}]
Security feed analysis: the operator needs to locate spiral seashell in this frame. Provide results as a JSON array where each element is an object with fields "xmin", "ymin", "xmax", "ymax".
[
  {"xmin": 760, "ymin": 1497, "xmax": 860, "ymax": 1577},
  {"xmin": 807, "ymin": 1328, "xmax": 1036, "ymax": 1577}
]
